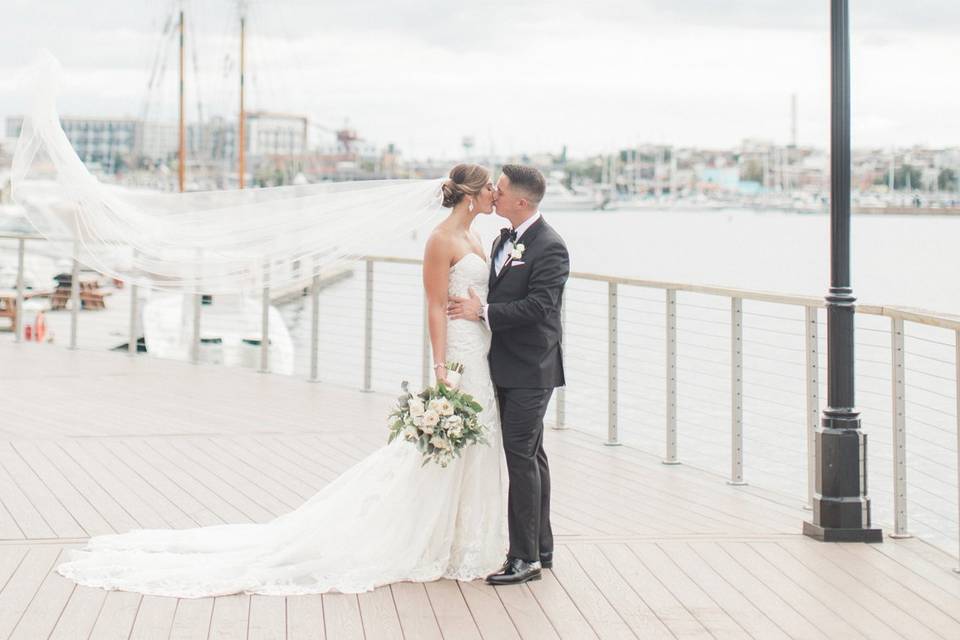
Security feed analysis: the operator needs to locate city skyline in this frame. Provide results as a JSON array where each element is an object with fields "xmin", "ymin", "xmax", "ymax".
[{"xmin": 2, "ymin": 1, "xmax": 959, "ymax": 158}]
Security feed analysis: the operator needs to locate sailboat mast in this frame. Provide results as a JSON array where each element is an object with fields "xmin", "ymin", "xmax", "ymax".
[
  {"xmin": 178, "ymin": 9, "xmax": 185, "ymax": 193},
  {"xmin": 238, "ymin": 4, "xmax": 247, "ymax": 189}
]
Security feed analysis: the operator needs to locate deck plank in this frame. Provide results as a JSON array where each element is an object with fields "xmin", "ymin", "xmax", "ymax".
[
  {"xmin": 598, "ymin": 543, "xmax": 712, "ymax": 639},
  {"xmin": 1, "ymin": 342, "xmax": 959, "ymax": 640},
  {"xmin": 771, "ymin": 540, "xmax": 947, "ymax": 640},
  {"xmin": 568, "ymin": 543, "xmax": 674, "ymax": 639},
  {"xmin": 128, "ymin": 595, "xmax": 179, "ymax": 640},
  {"xmin": 48, "ymin": 585, "xmax": 108, "ymax": 640},
  {"xmin": 11, "ymin": 441, "xmax": 113, "ymax": 537},
  {"xmin": 248, "ymin": 594, "xmax": 287, "ymax": 640},
  {"xmin": 458, "ymin": 579, "xmax": 521, "ymax": 640},
  {"xmin": 167, "ymin": 597, "xmax": 215, "ymax": 640},
  {"xmin": 0, "ymin": 546, "xmax": 62, "ymax": 638},
  {"xmin": 88, "ymin": 591, "xmax": 143, "ymax": 640},
  {"xmin": 493, "ymin": 582, "xmax": 560, "ymax": 640},
  {"xmin": 424, "ymin": 579, "xmax": 483, "ymax": 640},
  {"xmin": 688, "ymin": 541, "xmax": 828, "ymax": 640},
  {"xmin": 8, "ymin": 549, "xmax": 74, "ymax": 640},
  {"xmin": 208, "ymin": 594, "xmax": 250, "ymax": 640},
  {"xmin": 321, "ymin": 593, "xmax": 363, "ymax": 640},
  {"xmin": 390, "ymin": 583, "xmax": 442, "ymax": 640},
  {"xmin": 527, "ymin": 568, "xmax": 599, "ymax": 640},
  {"xmin": 286, "ymin": 594, "xmax": 325, "ymax": 640},
  {"xmin": 357, "ymin": 585, "xmax": 404, "ymax": 640}
]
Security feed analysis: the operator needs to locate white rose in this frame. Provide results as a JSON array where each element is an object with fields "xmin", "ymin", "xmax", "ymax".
[
  {"xmin": 408, "ymin": 397, "xmax": 425, "ymax": 417},
  {"xmin": 516, "ymin": 243, "xmax": 525, "ymax": 252},
  {"xmin": 445, "ymin": 415, "xmax": 463, "ymax": 436},
  {"xmin": 438, "ymin": 398, "xmax": 454, "ymax": 416},
  {"xmin": 430, "ymin": 434, "xmax": 449, "ymax": 450},
  {"xmin": 422, "ymin": 409, "xmax": 440, "ymax": 428},
  {"xmin": 412, "ymin": 414, "xmax": 423, "ymax": 427},
  {"xmin": 511, "ymin": 248, "xmax": 522, "ymax": 260}
]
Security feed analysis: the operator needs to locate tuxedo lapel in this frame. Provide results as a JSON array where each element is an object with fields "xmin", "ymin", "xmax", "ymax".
[
  {"xmin": 492, "ymin": 255, "xmax": 514, "ymax": 289},
  {"xmin": 489, "ymin": 234, "xmax": 505, "ymax": 291},
  {"xmin": 490, "ymin": 216, "xmax": 547, "ymax": 292}
]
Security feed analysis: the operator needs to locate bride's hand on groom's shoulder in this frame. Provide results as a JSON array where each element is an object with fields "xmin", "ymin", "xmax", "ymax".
[{"xmin": 447, "ymin": 287, "xmax": 482, "ymax": 321}]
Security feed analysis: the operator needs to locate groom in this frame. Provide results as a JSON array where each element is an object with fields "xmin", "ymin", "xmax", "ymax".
[{"xmin": 447, "ymin": 164, "xmax": 569, "ymax": 585}]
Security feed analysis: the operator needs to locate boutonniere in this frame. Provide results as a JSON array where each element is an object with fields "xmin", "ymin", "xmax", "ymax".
[{"xmin": 510, "ymin": 242, "xmax": 525, "ymax": 261}]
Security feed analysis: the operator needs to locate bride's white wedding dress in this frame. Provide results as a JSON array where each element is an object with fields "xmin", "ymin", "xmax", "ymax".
[{"xmin": 57, "ymin": 253, "xmax": 507, "ymax": 597}]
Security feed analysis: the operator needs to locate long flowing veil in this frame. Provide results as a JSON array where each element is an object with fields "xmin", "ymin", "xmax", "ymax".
[{"xmin": 10, "ymin": 50, "xmax": 446, "ymax": 295}]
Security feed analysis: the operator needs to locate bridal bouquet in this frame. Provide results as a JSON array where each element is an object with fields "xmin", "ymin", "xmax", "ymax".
[{"xmin": 388, "ymin": 362, "xmax": 489, "ymax": 467}]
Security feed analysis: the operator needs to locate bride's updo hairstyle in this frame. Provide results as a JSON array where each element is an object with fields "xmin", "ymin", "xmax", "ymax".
[{"xmin": 441, "ymin": 164, "xmax": 490, "ymax": 208}]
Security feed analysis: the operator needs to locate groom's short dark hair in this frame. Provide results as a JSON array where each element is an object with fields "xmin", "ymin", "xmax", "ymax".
[{"xmin": 502, "ymin": 164, "xmax": 546, "ymax": 204}]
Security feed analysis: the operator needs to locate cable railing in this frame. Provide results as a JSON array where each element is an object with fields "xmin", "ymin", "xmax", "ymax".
[{"xmin": 3, "ymin": 231, "xmax": 959, "ymax": 569}]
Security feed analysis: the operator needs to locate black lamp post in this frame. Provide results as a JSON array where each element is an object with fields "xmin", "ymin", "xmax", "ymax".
[{"xmin": 803, "ymin": 0, "xmax": 882, "ymax": 543}]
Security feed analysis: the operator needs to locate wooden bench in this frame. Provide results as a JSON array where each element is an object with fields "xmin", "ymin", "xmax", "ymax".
[
  {"xmin": 0, "ymin": 290, "xmax": 53, "ymax": 331},
  {"xmin": 79, "ymin": 288, "xmax": 112, "ymax": 310},
  {"xmin": 50, "ymin": 275, "xmax": 110, "ymax": 310},
  {"xmin": 0, "ymin": 293, "xmax": 16, "ymax": 331}
]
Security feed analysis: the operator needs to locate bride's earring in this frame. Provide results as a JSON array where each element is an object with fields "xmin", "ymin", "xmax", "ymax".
[{"xmin": 468, "ymin": 199, "xmax": 475, "ymax": 213}]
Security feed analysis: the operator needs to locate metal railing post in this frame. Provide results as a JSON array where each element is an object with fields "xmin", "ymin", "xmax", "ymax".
[
  {"xmin": 363, "ymin": 259, "xmax": 373, "ymax": 392},
  {"xmin": 260, "ymin": 260, "xmax": 270, "ymax": 373},
  {"xmin": 804, "ymin": 306, "xmax": 820, "ymax": 509},
  {"xmin": 729, "ymin": 297, "xmax": 746, "ymax": 485},
  {"xmin": 554, "ymin": 299, "xmax": 567, "ymax": 430},
  {"xmin": 14, "ymin": 238, "xmax": 24, "ymax": 342},
  {"xmin": 128, "ymin": 281, "xmax": 138, "ymax": 356},
  {"xmin": 891, "ymin": 318, "xmax": 910, "ymax": 537},
  {"xmin": 190, "ymin": 290, "xmax": 201, "ymax": 364},
  {"xmin": 69, "ymin": 238, "xmax": 80, "ymax": 350},
  {"xmin": 955, "ymin": 329, "xmax": 960, "ymax": 573},
  {"xmin": 664, "ymin": 289, "xmax": 680, "ymax": 464},
  {"xmin": 606, "ymin": 281, "xmax": 620, "ymax": 446},
  {"xmin": 190, "ymin": 249, "xmax": 202, "ymax": 364},
  {"xmin": 308, "ymin": 265, "xmax": 320, "ymax": 382},
  {"xmin": 421, "ymin": 295, "xmax": 431, "ymax": 388}
]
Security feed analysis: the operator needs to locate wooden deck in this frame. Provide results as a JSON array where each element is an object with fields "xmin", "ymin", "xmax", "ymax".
[{"xmin": 1, "ymin": 341, "xmax": 959, "ymax": 640}]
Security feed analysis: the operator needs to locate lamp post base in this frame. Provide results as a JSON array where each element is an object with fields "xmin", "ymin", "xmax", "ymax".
[{"xmin": 802, "ymin": 520, "xmax": 883, "ymax": 543}]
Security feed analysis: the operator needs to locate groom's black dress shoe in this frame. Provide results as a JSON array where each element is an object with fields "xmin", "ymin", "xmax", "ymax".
[
  {"xmin": 540, "ymin": 552, "xmax": 553, "ymax": 569},
  {"xmin": 485, "ymin": 557, "xmax": 542, "ymax": 585}
]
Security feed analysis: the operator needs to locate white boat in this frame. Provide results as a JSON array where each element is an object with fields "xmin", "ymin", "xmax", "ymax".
[
  {"xmin": 543, "ymin": 182, "xmax": 610, "ymax": 211},
  {"xmin": 143, "ymin": 293, "xmax": 295, "ymax": 375}
]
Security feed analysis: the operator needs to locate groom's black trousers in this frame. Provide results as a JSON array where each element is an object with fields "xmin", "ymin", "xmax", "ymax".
[{"xmin": 496, "ymin": 386, "xmax": 554, "ymax": 564}]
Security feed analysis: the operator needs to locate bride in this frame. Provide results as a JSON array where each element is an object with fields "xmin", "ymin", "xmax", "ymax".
[{"xmin": 55, "ymin": 163, "xmax": 508, "ymax": 597}]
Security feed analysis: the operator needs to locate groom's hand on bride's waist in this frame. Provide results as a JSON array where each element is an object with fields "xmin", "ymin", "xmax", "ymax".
[{"xmin": 447, "ymin": 288, "xmax": 483, "ymax": 322}]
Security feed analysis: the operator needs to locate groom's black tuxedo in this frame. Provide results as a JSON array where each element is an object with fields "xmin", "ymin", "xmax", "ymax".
[
  {"xmin": 487, "ymin": 216, "xmax": 568, "ymax": 389},
  {"xmin": 486, "ymin": 215, "xmax": 569, "ymax": 565}
]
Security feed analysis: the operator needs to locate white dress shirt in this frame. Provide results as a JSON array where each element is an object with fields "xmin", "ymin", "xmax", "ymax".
[{"xmin": 484, "ymin": 211, "xmax": 541, "ymax": 329}]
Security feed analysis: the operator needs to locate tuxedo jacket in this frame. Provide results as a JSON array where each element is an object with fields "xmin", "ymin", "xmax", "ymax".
[{"xmin": 486, "ymin": 216, "xmax": 568, "ymax": 389}]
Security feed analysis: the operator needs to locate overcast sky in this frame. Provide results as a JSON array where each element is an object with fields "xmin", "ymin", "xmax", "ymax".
[{"xmin": 2, "ymin": 1, "xmax": 958, "ymax": 158}]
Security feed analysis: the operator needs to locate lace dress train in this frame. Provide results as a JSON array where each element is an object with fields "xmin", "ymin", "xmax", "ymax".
[{"xmin": 56, "ymin": 254, "xmax": 506, "ymax": 597}]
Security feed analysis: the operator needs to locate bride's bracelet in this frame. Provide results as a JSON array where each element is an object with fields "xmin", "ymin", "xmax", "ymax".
[{"xmin": 432, "ymin": 363, "xmax": 446, "ymax": 371}]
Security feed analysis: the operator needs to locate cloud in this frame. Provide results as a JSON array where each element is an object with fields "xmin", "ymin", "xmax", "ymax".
[{"xmin": 1, "ymin": 0, "xmax": 958, "ymax": 156}]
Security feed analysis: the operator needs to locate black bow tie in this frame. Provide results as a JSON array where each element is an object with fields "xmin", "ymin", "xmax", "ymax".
[{"xmin": 499, "ymin": 227, "xmax": 517, "ymax": 244}]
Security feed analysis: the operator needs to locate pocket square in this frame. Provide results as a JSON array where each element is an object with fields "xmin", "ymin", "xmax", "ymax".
[{"xmin": 510, "ymin": 261, "xmax": 526, "ymax": 266}]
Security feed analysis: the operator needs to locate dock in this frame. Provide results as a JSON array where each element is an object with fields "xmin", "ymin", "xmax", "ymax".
[{"xmin": 2, "ymin": 341, "xmax": 959, "ymax": 639}]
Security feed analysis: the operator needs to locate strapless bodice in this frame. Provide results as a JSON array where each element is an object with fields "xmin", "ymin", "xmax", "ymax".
[{"xmin": 446, "ymin": 253, "xmax": 491, "ymax": 362}]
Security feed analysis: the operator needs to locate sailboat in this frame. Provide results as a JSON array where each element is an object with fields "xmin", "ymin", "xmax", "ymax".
[{"xmin": 140, "ymin": 3, "xmax": 296, "ymax": 374}]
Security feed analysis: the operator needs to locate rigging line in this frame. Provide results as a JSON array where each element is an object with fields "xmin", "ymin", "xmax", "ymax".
[
  {"xmin": 150, "ymin": 9, "xmax": 179, "ymax": 126},
  {"xmin": 142, "ymin": 4, "xmax": 178, "ymax": 125},
  {"xmin": 273, "ymin": 2, "xmax": 310, "ymax": 120},
  {"xmin": 277, "ymin": 0, "xmax": 311, "ymax": 115},
  {"xmin": 188, "ymin": 0, "xmax": 204, "ymax": 129}
]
